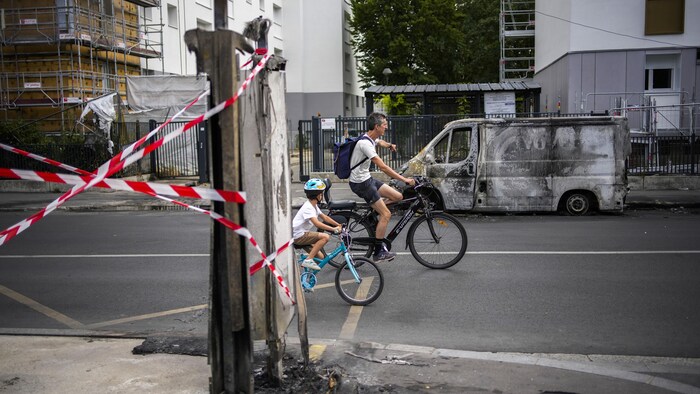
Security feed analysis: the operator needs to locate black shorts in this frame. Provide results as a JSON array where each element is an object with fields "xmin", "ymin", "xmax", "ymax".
[{"xmin": 349, "ymin": 178, "xmax": 384, "ymax": 205}]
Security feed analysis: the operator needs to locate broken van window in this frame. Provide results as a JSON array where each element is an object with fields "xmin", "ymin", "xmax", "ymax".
[{"xmin": 450, "ymin": 127, "xmax": 471, "ymax": 162}]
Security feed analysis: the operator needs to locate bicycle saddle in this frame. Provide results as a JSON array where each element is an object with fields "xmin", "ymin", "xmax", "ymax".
[{"xmin": 323, "ymin": 178, "xmax": 357, "ymax": 210}]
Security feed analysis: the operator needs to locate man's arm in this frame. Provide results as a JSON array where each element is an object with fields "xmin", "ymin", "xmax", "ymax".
[
  {"xmin": 376, "ymin": 139, "xmax": 397, "ymax": 152},
  {"xmin": 371, "ymin": 156, "xmax": 414, "ymax": 185}
]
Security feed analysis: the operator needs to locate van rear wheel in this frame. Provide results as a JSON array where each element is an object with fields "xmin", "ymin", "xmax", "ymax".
[{"xmin": 564, "ymin": 192, "xmax": 591, "ymax": 215}]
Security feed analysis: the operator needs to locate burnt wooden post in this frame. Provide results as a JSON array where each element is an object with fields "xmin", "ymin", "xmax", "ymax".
[
  {"xmin": 238, "ymin": 50, "xmax": 297, "ymax": 386},
  {"xmin": 184, "ymin": 29, "xmax": 254, "ymax": 393}
]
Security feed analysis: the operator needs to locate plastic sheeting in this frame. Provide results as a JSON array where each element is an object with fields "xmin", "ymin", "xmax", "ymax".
[
  {"xmin": 125, "ymin": 75, "xmax": 209, "ymax": 176},
  {"xmin": 80, "ymin": 93, "xmax": 117, "ymax": 154},
  {"xmin": 126, "ymin": 75, "xmax": 208, "ymax": 120}
]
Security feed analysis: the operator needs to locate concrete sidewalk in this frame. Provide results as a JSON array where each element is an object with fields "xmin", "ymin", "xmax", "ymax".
[{"xmin": 2, "ymin": 333, "xmax": 700, "ymax": 393}]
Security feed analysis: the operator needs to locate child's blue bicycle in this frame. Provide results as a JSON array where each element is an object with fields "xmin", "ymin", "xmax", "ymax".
[{"xmin": 294, "ymin": 226, "xmax": 384, "ymax": 306}]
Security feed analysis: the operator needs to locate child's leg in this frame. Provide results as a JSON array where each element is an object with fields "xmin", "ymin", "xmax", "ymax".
[{"xmin": 307, "ymin": 232, "xmax": 330, "ymax": 261}]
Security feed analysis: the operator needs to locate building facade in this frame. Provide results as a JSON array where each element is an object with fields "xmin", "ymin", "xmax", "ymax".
[
  {"xmin": 283, "ymin": 0, "xmax": 365, "ymax": 133},
  {"xmin": 0, "ymin": 0, "xmax": 161, "ymax": 132},
  {"xmin": 140, "ymin": 0, "xmax": 285, "ymax": 76},
  {"xmin": 0, "ymin": 0, "xmax": 364, "ymax": 135},
  {"xmin": 534, "ymin": 0, "xmax": 700, "ymax": 134},
  {"xmin": 143, "ymin": 0, "xmax": 365, "ymax": 133}
]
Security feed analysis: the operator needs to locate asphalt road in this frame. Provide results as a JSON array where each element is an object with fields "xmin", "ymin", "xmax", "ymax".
[
  {"xmin": 0, "ymin": 211, "xmax": 210, "ymax": 335},
  {"xmin": 1, "ymin": 208, "xmax": 699, "ymax": 360}
]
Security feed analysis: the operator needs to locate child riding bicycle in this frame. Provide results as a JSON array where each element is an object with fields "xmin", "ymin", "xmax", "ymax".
[{"xmin": 292, "ymin": 178, "xmax": 342, "ymax": 270}]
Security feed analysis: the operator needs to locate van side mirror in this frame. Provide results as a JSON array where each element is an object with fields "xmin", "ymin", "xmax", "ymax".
[{"xmin": 468, "ymin": 162, "xmax": 475, "ymax": 175}]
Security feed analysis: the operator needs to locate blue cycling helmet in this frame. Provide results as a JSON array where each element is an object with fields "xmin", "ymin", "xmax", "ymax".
[{"xmin": 304, "ymin": 178, "xmax": 326, "ymax": 198}]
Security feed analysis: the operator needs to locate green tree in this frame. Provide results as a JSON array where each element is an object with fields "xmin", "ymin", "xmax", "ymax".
[
  {"xmin": 377, "ymin": 94, "xmax": 414, "ymax": 115},
  {"xmin": 350, "ymin": 0, "xmax": 499, "ymax": 87},
  {"xmin": 458, "ymin": 0, "xmax": 500, "ymax": 82}
]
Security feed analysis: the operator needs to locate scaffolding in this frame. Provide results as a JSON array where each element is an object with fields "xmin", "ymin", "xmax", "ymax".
[
  {"xmin": 0, "ymin": 0, "xmax": 162, "ymax": 133},
  {"xmin": 500, "ymin": 0, "xmax": 535, "ymax": 82}
]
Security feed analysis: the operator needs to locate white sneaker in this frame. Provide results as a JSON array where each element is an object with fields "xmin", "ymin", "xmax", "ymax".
[{"xmin": 301, "ymin": 259, "xmax": 321, "ymax": 271}]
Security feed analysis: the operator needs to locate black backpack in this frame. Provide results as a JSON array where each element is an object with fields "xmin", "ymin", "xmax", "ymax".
[{"xmin": 332, "ymin": 135, "xmax": 371, "ymax": 179}]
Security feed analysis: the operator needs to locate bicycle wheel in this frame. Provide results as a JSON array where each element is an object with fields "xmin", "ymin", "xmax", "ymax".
[
  {"xmin": 335, "ymin": 256, "xmax": 383, "ymax": 306},
  {"xmin": 326, "ymin": 211, "xmax": 375, "ymax": 268},
  {"xmin": 407, "ymin": 212, "xmax": 467, "ymax": 269}
]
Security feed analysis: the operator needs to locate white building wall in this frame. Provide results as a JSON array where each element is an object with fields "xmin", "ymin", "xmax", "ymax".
[
  {"xmin": 284, "ymin": 1, "xmax": 362, "ymax": 96},
  {"xmin": 535, "ymin": 0, "xmax": 700, "ymax": 72},
  {"xmin": 342, "ymin": 1, "xmax": 365, "ymax": 108},
  {"xmin": 284, "ymin": 0, "xmax": 365, "ymax": 133},
  {"xmin": 534, "ymin": 0, "xmax": 571, "ymax": 74},
  {"xmin": 534, "ymin": 0, "xmax": 700, "ymax": 134},
  {"xmin": 295, "ymin": 1, "xmax": 344, "ymax": 92}
]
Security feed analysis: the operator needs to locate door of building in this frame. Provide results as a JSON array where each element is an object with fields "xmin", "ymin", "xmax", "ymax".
[{"xmin": 645, "ymin": 54, "xmax": 681, "ymax": 134}]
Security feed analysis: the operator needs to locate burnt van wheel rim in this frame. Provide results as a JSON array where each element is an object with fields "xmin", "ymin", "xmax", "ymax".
[{"xmin": 566, "ymin": 193, "xmax": 590, "ymax": 215}]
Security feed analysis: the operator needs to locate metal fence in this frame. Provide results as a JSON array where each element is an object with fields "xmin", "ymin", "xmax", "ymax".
[
  {"xmin": 298, "ymin": 113, "xmax": 700, "ymax": 181},
  {"xmin": 148, "ymin": 120, "xmax": 208, "ymax": 181},
  {"xmin": 112, "ymin": 119, "xmax": 207, "ymax": 179},
  {"xmin": 629, "ymin": 135, "xmax": 699, "ymax": 175},
  {"xmin": 2, "ymin": 120, "xmax": 208, "ymax": 181},
  {"xmin": 0, "ymin": 143, "xmax": 113, "ymax": 174},
  {"xmin": 611, "ymin": 101, "xmax": 698, "ymax": 135}
]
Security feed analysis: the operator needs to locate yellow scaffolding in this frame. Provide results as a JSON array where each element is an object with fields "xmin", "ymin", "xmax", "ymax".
[{"xmin": 0, "ymin": 0, "xmax": 162, "ymax": 132}]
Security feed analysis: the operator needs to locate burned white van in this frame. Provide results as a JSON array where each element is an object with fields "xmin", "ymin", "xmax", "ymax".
[{"xmin": 400, "ymin": 116, "xmax": 631, "ymax": 215}]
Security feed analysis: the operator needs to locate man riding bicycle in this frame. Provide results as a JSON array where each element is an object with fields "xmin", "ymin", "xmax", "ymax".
[{"xmin": 349, "ymin": 112, "xmax": 416, "ymax": 262}]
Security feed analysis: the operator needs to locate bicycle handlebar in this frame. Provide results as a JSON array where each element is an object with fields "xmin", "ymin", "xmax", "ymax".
[
  {"xmin": 408, "ymin": 176, "xmax": 434, "ymax": 192},
  {"xmin": 390, "ymin": 175, "xmax": 432, "ymax": 191}
]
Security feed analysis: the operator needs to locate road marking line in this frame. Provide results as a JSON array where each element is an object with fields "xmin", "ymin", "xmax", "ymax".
[
  {"xmin": 338, "ymin": 277, "xmax": 374, "ymax": 340},
  {"xmin": 86, "ymin": 304, "xmax": 208, "ymax": 329},
  {"xmin": 394, "ymin": 250, "xmax": 700, "ymax": 255},
  {"xmin": 0, "ymin": 284, "xmax": 85, "ymax": 329},
  {"xmin": 312, "ymin": 282, "xmax": 335, "ymax": 290},
  {"xmin": 465, "ymin": 250, "xmax": 700, "ymax": 255},
  {"xmin": 0, "ymin": 254, "xmax": 208, "ymax": 258},
  {"xmin": 2, "ymin": 251, "xmax": 699, "ymax": 259}
]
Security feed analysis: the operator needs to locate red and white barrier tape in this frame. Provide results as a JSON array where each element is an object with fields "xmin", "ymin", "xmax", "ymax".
[
  {"xmin": 0, "ymin": 168, "xmax": 246, "ymax": 204},
  {"xmin": 91, "ymin": 54, "xmax": 273, "ymax": 180},
  {"xmin": 0, "ymin": 53, "xmax": 295, "ymax": 302},
  {"xmin": 1, "ymin": 165, "xmax": 291, "ymax": 287},
  {"xmin": 250, "ymin": 239, "xmax": 292, "ymax": 275},
  {"xmin": 0, "ymin": 53, "xmax": 270, "ymax": 246},
  {"xmin": 0, "ymin": 92, "xmax": 228, "ymax": 201},
  {"xmin": 0, "ymin": 171, "xmax": 291, "ymax": 301},
  {"xmin": 91, "ymin": 89, "xmax": 210, "ymax": 180},
  {"xmin": 144, "ymin": 192, "xmax": 294, "ymax": 303},
  {"xmin": 1, "ymin": 85, "xmax": 203, "ymax": 179}
]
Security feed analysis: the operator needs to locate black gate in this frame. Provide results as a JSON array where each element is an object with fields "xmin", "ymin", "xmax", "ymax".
[{"xmin": 151, "ymin": 120, "xmax": 209, "ymax": 182}]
